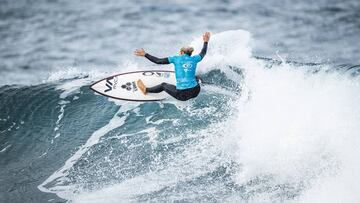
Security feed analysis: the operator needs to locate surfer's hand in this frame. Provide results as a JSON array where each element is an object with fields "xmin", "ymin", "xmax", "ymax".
[
  {"xmin": 134, "ymin": 48, "xmax": 146, "ymax": 57},
  {"xmin": 203, "ymin": 32, "xmax": 210, "ymax": 42}
]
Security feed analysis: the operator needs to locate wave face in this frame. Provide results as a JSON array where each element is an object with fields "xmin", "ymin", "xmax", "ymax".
[{"xmin": 1, "ymin": 30, "xmax": 360, "ymax": 203}]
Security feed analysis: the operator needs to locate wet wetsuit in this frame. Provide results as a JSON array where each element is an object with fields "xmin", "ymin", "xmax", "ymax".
[{"xmin": 144, "ymin": 42, "xmax": 208, "ymax": 101}]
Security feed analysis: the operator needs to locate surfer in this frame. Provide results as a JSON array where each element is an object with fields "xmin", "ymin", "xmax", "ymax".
[{"xmin": 134, "ymin": 32, "xmax": 210, "ymax": 101}]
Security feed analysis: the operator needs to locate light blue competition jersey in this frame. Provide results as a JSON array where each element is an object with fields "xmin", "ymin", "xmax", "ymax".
[{"xmin": 168, "ymin": 54, "xmax": 203, "ymax": 90}]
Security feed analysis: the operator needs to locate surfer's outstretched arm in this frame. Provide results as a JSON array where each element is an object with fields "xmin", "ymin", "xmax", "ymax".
[
  {"xmin": 134, "ymin": 48, "xmax": 170, "ymax": 64},
  {"xmin": 144, "ymin": 53, "xmax": 170, "ymax": 64},
  {"xmin": 199, "ymin": 42, "xmax": 208, "ymax": 59},
  {"xmin": 199, "ymin": 32, "xmax": 210, "ymax": 59}
]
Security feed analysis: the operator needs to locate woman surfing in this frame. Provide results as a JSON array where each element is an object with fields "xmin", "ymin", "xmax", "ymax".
[{"xmin": 134, "ymin": 32, "xmax": 210, "ymax": 101}]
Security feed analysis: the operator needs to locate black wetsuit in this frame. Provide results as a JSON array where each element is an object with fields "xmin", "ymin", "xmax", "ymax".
[{"xmin": 144, "ymin": 42, "xmax": 208, "ymax": 101}]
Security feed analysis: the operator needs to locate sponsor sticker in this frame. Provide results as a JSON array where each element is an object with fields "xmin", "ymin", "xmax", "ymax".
[{"xmin": 121, "ymin": 81, "xmax": 138, "ymax": 92}]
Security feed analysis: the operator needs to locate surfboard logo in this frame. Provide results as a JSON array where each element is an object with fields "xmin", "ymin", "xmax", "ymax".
[
  {"xmin": 105, "ymin": 78, "xmax": 113, "ymax": 92},
  {"xmin": 104, "ymin": 77, "xmax": 118, "ymax": 92},
  {"xmin": 121, "ymin": 82, "xmax": 132, "ymax": 91},
  {"xmin": 142, "ymin": 71, "xmax": 170, "ymax": 78},
  {"xmin": 121, "ymin": 81, "xmax": 138, "ymax": 92}
]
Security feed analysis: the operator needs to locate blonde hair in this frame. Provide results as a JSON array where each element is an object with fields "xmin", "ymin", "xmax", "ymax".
[{"xmin": 180, "ymin": 46, "xmax": 194, "ymax": 56}]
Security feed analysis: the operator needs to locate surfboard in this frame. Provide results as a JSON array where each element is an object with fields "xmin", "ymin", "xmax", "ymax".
[{"xmin": 90, "ymin": 70, "xmax": 176, "ymax": 101}]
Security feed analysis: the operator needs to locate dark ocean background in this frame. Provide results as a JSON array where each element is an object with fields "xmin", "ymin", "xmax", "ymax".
[{"xmin": 1, "ymin": 0, "xmax": 360, "ymax": 202}]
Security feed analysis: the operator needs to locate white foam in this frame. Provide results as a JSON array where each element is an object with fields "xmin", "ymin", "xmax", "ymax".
[
  {"xmin": 0, "ymin": 144, "xmax": 12, "ymax": 153},
  {"xmin": 38, "ymin": 105, "xmax": 131, "ymax": 199},
  {"xmin": 51, "ymin": 68, "xmax": 107, "ymax": 99},
  {"xmin": 190, "ymin": 29, "xmax": 256, "ymax": 74},
  {"xmin": 72, "ymin": 123, "xmax": 229, "ymax": 203},
  {"xmin": 228, "ymin": 56, "xmax": 360, "ymax": 201},
  {"xmin": 1, "ymin": 122, "xmax": 17, "ymax": 133},
  {"xmin": 45, "ymin": 67, "xmax": 88, "ymax": 83},
  {"xmin": 190, "ymin": 29, "xmax": 360, "ymax": 202},
  {"xmin": 53, "ymin": 100, "xmax": 70, "ymax": 138}
]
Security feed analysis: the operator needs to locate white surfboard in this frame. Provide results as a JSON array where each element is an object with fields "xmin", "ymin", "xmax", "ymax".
[{"xmin": 90, "ymin": 70, "xmax": 176, "ymax": 101}]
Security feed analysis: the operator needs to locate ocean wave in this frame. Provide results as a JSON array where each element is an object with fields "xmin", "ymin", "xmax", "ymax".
[{"xmin": 1, "ymin": 29, "xmax": 360, "ymax": 203}]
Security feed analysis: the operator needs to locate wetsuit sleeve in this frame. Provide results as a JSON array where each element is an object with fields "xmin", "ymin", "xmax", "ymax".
[
  {"xmin": 199, "ymin": 42, "xmax": 208, "ymax": 59},
  {"xmin": 145, "ymin": 53, "xmax": 170, "ymax": 64},
  {"xmin": 168, "ymin": 56, "xmax": 176, "ymax": 64}
]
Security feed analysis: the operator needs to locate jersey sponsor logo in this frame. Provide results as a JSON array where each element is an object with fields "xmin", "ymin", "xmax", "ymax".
[
  {"xmin": 121, "ymin": 81, "xmax": 138, "ymax": 92},
  {"xmin": 182, "ymin": 63, "xmax": 193, "ymax": 72}
]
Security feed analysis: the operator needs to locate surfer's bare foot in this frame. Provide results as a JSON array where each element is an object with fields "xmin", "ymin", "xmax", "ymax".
[{"xmin": 137, "ymin": 79, "xmax": 147, "ymax": 95}]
